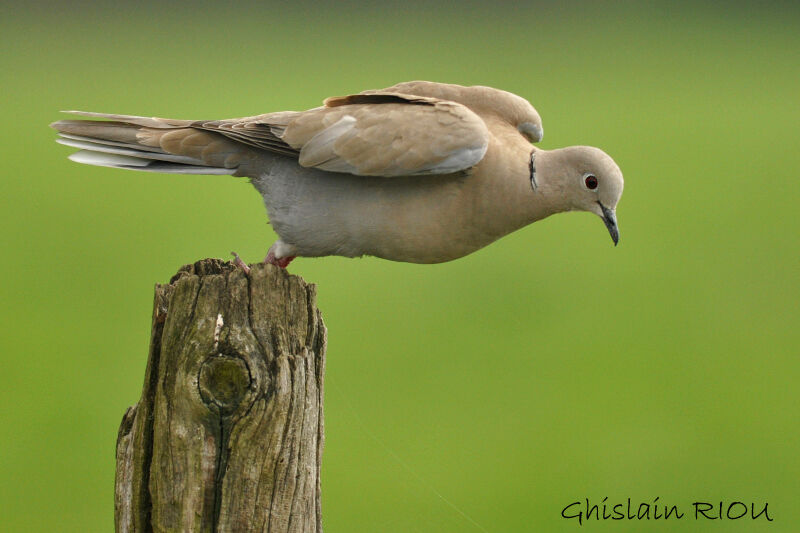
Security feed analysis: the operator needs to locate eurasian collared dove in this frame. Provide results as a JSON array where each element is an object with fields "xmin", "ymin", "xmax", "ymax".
[{"xmin": 51, "ymin": 81, "xmax": 623, "ymax": 268}]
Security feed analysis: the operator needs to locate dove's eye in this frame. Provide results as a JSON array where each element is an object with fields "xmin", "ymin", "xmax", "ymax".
[{"xmin": 584, "ymin": 175, "xmax": 598, "ymax": 190}]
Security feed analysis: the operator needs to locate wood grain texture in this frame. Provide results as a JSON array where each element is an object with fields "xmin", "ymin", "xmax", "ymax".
[{"xmin": 115, "ymin": 259, "xmax": 326, "ymax": 533}]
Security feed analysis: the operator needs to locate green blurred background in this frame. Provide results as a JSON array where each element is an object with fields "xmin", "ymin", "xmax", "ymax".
[{"xmin": 1, "ymin": 1, "xmax": 798, "ymax": 531}]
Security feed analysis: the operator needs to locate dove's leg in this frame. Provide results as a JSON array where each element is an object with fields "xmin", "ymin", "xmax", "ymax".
[{"xmin": 265, "ymin": 240, "xmax": 297, "ymax": 269}]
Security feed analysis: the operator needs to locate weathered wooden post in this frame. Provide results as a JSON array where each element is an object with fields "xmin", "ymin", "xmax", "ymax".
[{"xmin": 115, "ymin": 259, "xmax": 326, "ymax": 532}]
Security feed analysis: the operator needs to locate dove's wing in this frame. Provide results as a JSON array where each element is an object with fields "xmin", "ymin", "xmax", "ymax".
[{"xmin": 198, "ymin": 92, "xmax": 490, "ymax": 177}]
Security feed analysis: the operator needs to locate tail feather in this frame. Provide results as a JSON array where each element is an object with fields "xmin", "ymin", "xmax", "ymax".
[
  {"xmin": 51, "ymin": 118, "xmax": 148, "ymax": 145},
  {"xmin": 67, "ymin": 150, "xmax": 235, "ymax": 175},
  {"xmin": 56, "ymin": 136, "xmax": 206, "ymax": 165},
  {"xmin": 56, "ymin": 131, "xmax": 165, "ymax": 153},
  {"xmin": 51, "ymin": 111, "xmax": 246, "ymax": 176},
  {"xmin": 60, "ymin": 110, "xmax": 194, "ymax": 128}
]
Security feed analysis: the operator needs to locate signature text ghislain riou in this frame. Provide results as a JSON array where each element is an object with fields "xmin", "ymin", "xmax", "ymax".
[{"xmin": 562, "ymin": 498, "xmax": 772, "ymax": 525}]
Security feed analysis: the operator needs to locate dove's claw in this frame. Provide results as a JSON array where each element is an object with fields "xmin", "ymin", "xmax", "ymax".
[{"xmin": 231, "ymin": 252, "xmax": 251, "ymax": 275}]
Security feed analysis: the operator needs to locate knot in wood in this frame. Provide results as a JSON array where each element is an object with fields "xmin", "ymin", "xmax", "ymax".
[{"xmin": 198, "ymin": 355, "xmax": 251, "ymax": 415}]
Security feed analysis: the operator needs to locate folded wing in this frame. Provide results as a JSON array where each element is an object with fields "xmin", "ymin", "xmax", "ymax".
[
  {"xmin": 282, "ymin": 92, "xmax": 489, "ymax": 176},
  {"xmin": 202, "ymin": 92, "xmax": 490, "ymax": 176}
]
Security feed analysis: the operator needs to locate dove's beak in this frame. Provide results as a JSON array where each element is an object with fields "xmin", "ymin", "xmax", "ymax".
[{"xmin": 598, "ymin": 202, "xmax": 619, "ymax": 246}]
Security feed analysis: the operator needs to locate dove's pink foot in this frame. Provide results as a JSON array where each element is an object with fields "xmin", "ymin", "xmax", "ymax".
[
  {"xmin": 265, "ymin": 240, "xmax": 298, "ymax": 269},
  {"xmin": 265, "ymin": 251, "xmax": 296, "ymax": 268}
]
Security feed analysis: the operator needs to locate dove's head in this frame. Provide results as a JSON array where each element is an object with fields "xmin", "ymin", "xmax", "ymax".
[{"xmin": 534, "ymin": 146, "xmax": 624, "ymax": 245}]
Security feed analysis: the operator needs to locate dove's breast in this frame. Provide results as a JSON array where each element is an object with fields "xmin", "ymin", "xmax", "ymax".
[{"xmin": 250, "ymin": 154, "xmax": 517, "ymax": 263}]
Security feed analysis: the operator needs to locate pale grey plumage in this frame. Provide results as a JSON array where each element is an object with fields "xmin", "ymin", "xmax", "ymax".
[{"xmin": 50, "ymin": 81, "xmax": 623, "ymax": 265}]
